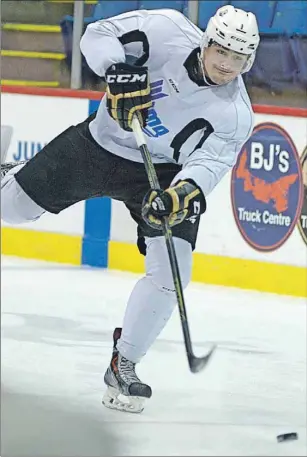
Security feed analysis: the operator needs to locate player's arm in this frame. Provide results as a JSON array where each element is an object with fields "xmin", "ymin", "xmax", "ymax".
[
  {"xmin": 174, "ymin": 134, "xmax": 245, "ymax": 197},
  {"xmin": 80, "ymin": 10, "xmax": 187, "ymax": 132},
  {"xmin": 142, "ymin": 132, "xmax": 251, "ymax": 230},
  {"xmin": 80, "ymin": 12, "xmax": 151, "ymax": 130},
  {"xmin": 80, "ymin": 12, "xmax": 142, "ymax": 77},
  {"xmin": 169, "ymin": 103, "xmax": 254, "ymax": 204},
  {"xmin": 80, "ymin": 9, "xmax": 188, "ymax": 77},
  {"xmin": 81, "ymin": 12, "xmax": 157, "ymax": 131}
]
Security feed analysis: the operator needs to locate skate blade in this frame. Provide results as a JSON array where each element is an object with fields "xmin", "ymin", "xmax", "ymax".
[{"xmin": 102, "ymin": 386, "xmax": 146, "ymax": 414}]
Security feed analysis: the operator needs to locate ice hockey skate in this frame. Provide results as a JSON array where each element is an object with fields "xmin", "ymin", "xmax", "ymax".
[{"xmin": 102, "ymin": 328, "xmax": 152, "ymax": 413}]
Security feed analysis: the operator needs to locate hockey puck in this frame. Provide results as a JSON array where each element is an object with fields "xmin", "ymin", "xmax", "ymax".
[{"xmin": 277, "ymin": 432, "xmax": 298, "ymax": 443}]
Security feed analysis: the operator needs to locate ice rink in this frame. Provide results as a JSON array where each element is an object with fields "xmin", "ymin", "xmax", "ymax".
[{"xmin": 1, "ymin": 255, "xmax": 306, "ymax": 456}]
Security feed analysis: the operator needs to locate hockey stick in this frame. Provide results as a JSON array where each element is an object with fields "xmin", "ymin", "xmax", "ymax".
[{"xmin": 131, "ymin": 116, "xmax": 216, "ymax": 373}]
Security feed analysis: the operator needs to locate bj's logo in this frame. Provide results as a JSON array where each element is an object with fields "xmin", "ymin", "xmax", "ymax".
[{"xmin": 231, "ymin": 122, "xmax": 303, "ymax": 252}]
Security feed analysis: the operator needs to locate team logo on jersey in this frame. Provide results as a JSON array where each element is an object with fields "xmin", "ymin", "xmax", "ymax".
[
  {"xmin": 297, "ymin": 146, "xmax": 307, "ymax": 245},
  {"xmin": 231, "ymin": 122, "xmax": 303, "ymax": 251},
  {"xmin": 143, "ymin": 80, "xmax": 169, "ymax": 138}
]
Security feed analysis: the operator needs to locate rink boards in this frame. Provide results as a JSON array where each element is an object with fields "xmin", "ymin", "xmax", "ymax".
[{"xmin": 1, "ymin": 86, "xmax": 307, "ymax": 297}]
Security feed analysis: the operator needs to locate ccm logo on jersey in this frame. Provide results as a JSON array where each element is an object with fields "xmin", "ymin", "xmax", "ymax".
[{"xmin": 106, "ymin": 74, "xmax": 147, "ymax": 83}]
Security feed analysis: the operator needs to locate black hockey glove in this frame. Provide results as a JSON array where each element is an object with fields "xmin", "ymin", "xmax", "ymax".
[
  {"xmin": 142, "ymin": 180, "xmax": 206, "ymax": 230},
  {"xmin": 105, "ymin": 62, "xmax": 152, "ymax": 132}
]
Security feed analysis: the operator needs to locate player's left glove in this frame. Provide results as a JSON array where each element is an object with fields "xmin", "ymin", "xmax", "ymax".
[{"xmin": 142, "ymin": 180, "xmax": 206, "ymax": 230}]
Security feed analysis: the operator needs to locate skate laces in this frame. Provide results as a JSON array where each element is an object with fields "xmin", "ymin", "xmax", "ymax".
[{"xmin": 118, "ymin": 355, "xmax": 140, "ymax": 384}]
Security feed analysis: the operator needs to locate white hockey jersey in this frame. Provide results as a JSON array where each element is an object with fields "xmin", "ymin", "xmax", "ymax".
[{"xmin": 80, "ymin": 9, "xmax": 254, "ymax": 197}]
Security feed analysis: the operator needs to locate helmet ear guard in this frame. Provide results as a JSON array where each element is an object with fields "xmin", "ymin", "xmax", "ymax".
[
  {"xmin": 241, "ymin": 52, "xmax": 256, "ymax": 73},
  {"xmin": 200, "ymin": 5, "xmax": 260, "ymax": 74}
]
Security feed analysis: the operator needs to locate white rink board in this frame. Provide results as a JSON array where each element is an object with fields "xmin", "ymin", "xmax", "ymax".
[
  {"xmin": 1, "ymin": 93, "xmax": 88, "ymax": 163},
  {"xmin": 1, "ymin": 93, "xmax": 87, "ymax": 235},
  {"xmin": 1, "ymin": 92, "xmax": 306, "ymax": 265},
  {"xmin": 1, "ymin": 202, "xmax": 85, "ymax": 236}
]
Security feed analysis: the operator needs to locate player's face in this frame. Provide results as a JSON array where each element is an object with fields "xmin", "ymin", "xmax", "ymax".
[{"xmin": 203, "ymin": 44, "xmax": 248, "ymax": 84}]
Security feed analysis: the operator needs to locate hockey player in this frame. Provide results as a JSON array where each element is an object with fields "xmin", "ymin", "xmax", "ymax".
[{"xmin": 1, "ymin": 6, "xmax": 259, "ymax": 412}]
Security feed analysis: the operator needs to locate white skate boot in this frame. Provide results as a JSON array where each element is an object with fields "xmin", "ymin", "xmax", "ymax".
[{"xmin": 102, "ymin": 328, "xmax": 152, "ymax": 413}]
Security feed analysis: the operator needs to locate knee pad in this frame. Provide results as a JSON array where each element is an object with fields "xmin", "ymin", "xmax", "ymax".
[
  {"xmin": 145, "ymin": 236, "xmax": 192, "ymax": 294},
  {"xmin": 1, "ymin": 172, "xmax": 45, "ymax": 224}
]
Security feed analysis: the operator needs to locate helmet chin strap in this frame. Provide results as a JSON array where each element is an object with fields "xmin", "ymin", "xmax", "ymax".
[{"xmin": 197, "ymin": 51, "xmax": 216, "ymax": 86}]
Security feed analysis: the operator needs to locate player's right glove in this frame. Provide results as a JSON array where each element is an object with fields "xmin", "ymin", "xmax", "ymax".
[
  {"xmin": 105, "ymin": 63, "xmax": 152, "ymax": 132},
  {"xmin": 142, "ymin": 180, "xmax": 206, "ymax": 230}
]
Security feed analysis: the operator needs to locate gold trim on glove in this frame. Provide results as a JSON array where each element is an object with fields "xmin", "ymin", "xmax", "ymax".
[{"xmin": 106, "ymin": 85, "xmax": 152, "ymax": 125}]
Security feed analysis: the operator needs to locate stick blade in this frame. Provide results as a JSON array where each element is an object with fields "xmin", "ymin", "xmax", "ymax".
[{"xmin": 188, "ymin": 345, "xmax": 216, "ymax": 373}]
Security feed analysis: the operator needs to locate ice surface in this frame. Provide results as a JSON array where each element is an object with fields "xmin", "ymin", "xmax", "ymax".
[{"xmin": 1, "ymin": 256, "xmax": 306, "ymax": 456}]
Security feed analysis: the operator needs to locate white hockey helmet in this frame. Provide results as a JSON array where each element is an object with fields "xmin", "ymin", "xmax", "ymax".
[{"xmin": 200, "ymin": 5, "xmax": 260, "ymax": 73}]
